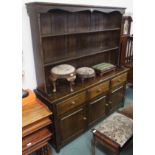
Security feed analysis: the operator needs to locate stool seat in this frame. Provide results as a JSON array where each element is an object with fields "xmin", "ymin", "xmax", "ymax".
[
  {"xmin": 94, "ymin": 112, "xmax": 133, "ymax": 147},
  {"xmin": 76, "ymin": 67, "xmax": 95, "ymax": 82},
  {"xmin": 50, "ymin": 64, "xmax": 76, "ymax": 92},
  {"xmin": 91, "ymin": 112, "xmax": 133, "ymax": 155}
]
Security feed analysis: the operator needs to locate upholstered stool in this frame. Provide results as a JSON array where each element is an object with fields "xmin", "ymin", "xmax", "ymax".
[{"xmin": 91, "ymin": 112, "xmax": 133, "ymax": 155}]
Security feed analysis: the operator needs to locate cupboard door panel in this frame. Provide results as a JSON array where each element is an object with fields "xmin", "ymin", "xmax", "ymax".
[
  {"xmin": 110, "ymin": 86, "xmax": 124, "ymax": 112},
  {"xmin": 58, "ymin": 108, "xmax": 86, "ymax": 142},
  {"xmin": 89, "ymin": 95, "xmax": 107, "ymax": 124}
]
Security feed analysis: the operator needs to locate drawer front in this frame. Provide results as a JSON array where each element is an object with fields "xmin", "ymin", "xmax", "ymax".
[
  {"xmin": 87, "ymin": 81, "xmax": 109, "ymax": 99},
  {"xmin": 22, "ymin": 128, "xmax": 52, "ymax": 153},
  {"xmin": 56, "ymin": 92, "xmax": 87, "ymax": 115},
  {"xmin": 111, "ymin": 73, "xmax": 127, "ymax": 88}
]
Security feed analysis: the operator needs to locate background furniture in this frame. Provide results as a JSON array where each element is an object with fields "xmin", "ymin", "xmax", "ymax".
[
  {"xmin": 120, "ymin": 35, "xmax": 133, "ymax": 84},
  {"xmin": 119, "ymin": 104, "xmax": 133, "ymax": 119},
  {"xmin": 26, "ymin": 2, "xmax": 128, "ymax": 152},
  {"xmin": 120, "ymin": 16, "xmax": 133, "ymax": 84},
  {"xmin": 121, "ymin": 16, "xmax": 133, "ymax": 35},
  {"xmin": 22, "ymin": 90, "xmax": 52, "ymax": 155}
]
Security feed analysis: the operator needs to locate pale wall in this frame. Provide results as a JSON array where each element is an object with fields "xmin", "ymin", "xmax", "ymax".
[{"xmin": 22, "ymin": 0, "xmax": 133, "ymax": 89}]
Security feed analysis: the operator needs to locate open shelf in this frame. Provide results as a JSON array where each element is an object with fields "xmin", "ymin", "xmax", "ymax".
[
  {"xmin": 44, "ymin": 46, "xmax": 119, "ymax": 67},
  {"xmin": 41, "ymin": 28, "xmax": 120, "ymax": 38}
]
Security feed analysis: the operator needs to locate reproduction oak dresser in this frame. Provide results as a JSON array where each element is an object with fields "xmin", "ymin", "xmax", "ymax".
[{"xmin": 26, "ymin": 2, "xmax": 128, "ymax": 152}]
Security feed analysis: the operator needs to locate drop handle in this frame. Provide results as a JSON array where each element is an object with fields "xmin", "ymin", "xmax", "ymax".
[{"xmin": 83, "ymin": 117, "xmax": 87, "ymax": 120}]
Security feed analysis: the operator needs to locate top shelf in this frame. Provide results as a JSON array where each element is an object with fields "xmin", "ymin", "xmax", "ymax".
[{"xmin": 41, "ymin": 28, "xmax": 120, "ymax": 38}]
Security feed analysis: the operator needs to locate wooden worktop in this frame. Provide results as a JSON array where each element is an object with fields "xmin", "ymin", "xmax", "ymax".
[
  {"xmin": 22, "ymin": 90, "xmax": 52, "ymax": 138},
  {"xmin": 22, "ymin": 90, "xmax": 52, "ymax": 128},
  {"xmin": 36, "ymin": 67, "xmax": 129, "ymax": 104}
]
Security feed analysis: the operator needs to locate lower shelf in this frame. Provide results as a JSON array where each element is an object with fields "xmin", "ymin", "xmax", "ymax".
[{"xmin": 22, "ymin": 128, "xmax": 52, "ymax": 154}]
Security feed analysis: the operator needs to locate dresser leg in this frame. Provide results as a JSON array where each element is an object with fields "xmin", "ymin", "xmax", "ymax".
[
  {"xmin": 55, "ymin": 147, "xmax": 60, "ymax": 153},
  {"xmin": 115, "ymin": 150, "xmax": 120, "ymax": 155}
]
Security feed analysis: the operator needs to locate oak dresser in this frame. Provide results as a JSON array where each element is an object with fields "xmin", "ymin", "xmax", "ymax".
[{"xmin": 26, "ymin": 2, "xmax": 128, "ymax": 152}]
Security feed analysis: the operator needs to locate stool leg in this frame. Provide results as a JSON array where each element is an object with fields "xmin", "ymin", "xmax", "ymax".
[
  {"xmin": 52, "ymin": 80, "xmax": 56, "ymax": 93},
  {"xmin": 91, "ymin": 135, "xmax": 96, "ymax": 155}
]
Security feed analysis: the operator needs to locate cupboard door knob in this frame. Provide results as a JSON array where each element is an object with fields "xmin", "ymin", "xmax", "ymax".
[
  {"xmin": 27, "ymin": 142, "xmax": 32, "ymax": 147},
  {"xmin": 118, "ymin": 79, "xmax": 122, "ymax": 82},
  {"xmin": 71, "ymin": 101, "xmax": 75, "ymax": 105},
  {"xmin": 83, "ymin": 117, "xmax": 87, "ymax": 120},
  {"xmin": 109, "ymin": 101, "xmax": 112, "ymax": 104},
  {"xmin": 105, "ymin": 104, "xmax": 109, "ymax": 106}
]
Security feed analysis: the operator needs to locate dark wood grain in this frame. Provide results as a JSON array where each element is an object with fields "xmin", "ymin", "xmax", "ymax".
[
  {"xmin": 89, "ymin": 95, "xmax": 107, "ymax": 124},
  {"xmin": 58, "ymin": 107, "xmax": 86, "ymax": 142}
]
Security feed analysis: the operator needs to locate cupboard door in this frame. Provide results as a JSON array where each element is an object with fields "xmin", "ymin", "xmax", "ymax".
[
  {"xmin": 89, "ymin": 95, "xmax": 107, "ymax": 125},
  {"xmin": 58, "ymin": 107, "xmax": 86, "ymax": 142},
  {"xmin": 109, "ymin": 86, "xmax": 124, "ymax": 112}
]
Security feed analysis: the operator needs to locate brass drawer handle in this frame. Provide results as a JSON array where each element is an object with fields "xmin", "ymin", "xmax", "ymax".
[
  {"xmin": 83, "ymin": 117, "xmax": 87, "ymax": 120},
  {"xmin": 97, "ymin": 88, "xmax": 102, "ymax": 92},
  {"xmin": 111, "ymin": 86, "xmax": 123, "ymax": 93},
  {"xmin": 90, "ymin": 95, "xmax": 106, "ymax": 105},
  {"xmin": 71, "ymin": 101, "xmax": 75, "ymax": 105}
]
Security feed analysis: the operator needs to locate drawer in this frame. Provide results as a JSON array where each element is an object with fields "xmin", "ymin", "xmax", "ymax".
[
  {"xmin": 87, "ymin": 81, "xmax": 109, "ymax": 99},
  {"xmin": 56, "ymin": 92, "xmax": 87, "ymax": 115},
  {"xmin": 22, "ymin": 128, "xmax": 52, "ymax": 154},
  {"xmin": 111, "ymin": 73, "xmax": 127, "ymax": 88}
]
